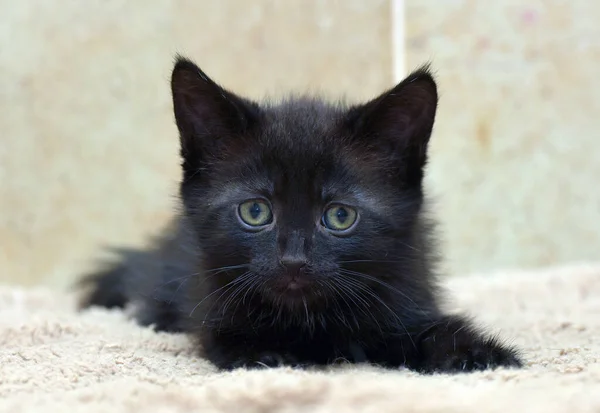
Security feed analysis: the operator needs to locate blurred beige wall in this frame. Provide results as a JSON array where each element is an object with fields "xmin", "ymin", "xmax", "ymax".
[
  {"xmin": 0, "ymin": 0, "xmax": 598, "ymax": 288},
  {"xmin": 406, "ymin": 0, "xmax": 600, "ymax": 276}
]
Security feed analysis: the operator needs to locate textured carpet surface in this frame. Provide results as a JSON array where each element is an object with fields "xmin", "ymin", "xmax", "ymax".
[{"xmin": 1, "ymin": 264, "xmax": 599, "ymax": 412}]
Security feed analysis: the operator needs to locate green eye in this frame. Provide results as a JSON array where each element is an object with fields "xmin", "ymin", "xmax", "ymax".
[
  {"xmin": 238, "ymin": 200, "xmax": 273, "ymax": 227},
  {"xmin": 322, "ymin": 205, "xmax": 358, "ymax": 232}
]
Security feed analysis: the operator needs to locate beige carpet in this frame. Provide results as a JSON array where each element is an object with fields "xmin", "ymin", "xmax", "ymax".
[{"xmin": 1, "ymin": 264, "xmax": 599, "ymax": 413}]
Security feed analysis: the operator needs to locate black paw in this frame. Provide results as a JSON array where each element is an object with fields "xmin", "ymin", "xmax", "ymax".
[
  {"xmin": 226, "ymin": 351, "xmax": 300, "ymax": 370},
  {"xmin": 415, "ymin": 316, "xmax": 523, "ymax": 374},
  {"xmin": 419, "ymin": 337, "xmax": 522, "ymax": 374}
]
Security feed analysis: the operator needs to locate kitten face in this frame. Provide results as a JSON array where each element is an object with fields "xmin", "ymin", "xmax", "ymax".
[{"xmin": 171, "ymin": 58, "xmax": 437, "ymax": 314}]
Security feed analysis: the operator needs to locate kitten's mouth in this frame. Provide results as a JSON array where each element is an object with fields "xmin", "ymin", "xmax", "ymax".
[
  {"xmin": 263, "ymin": 272, "xmax": 324, "ymax": 309},
  {"xmin": 287, "ymin": 281, "xmax": 304, "ymax": 290},
  {"xmin": 273, "ymin": 274, "xmax": 312, "ymax": 292}
]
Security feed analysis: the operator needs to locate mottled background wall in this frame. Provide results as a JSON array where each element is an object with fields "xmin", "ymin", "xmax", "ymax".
[
  {"xmin": 0, "ymin": 0, "xmax": 598, "ymax": 288},
  {"xmin": 407, "ymin": 0, "xmax": 600, "ymax": 276}
]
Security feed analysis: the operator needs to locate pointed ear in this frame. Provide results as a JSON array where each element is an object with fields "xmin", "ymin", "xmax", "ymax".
[
  {"xmin": 349, "ymin": 65, "xmax": 438, "ymax": 187},
  {"xmin": 171, "ymin": 56, "xmax": 260, "ymax": 177}
]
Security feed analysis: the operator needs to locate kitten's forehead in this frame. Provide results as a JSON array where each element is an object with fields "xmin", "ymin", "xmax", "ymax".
[
  {"xmin": 208, "ymin": 109, "xmax": 391, "ymax": 214},
  {"xmin": 260, "ymin": 97, "xmax": 346, "ymax": 149},
  {"xmin": 209, "ymin": 160, "xmax": 387, "ymax": 216},
  {"xmin": 207, "ymin": 98, "xmax": 396, "ymax": 214}
]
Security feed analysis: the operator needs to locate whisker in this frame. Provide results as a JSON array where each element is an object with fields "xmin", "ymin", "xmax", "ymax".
[
  {"xmin": 333, "ymin": 274, "xmax": 386, "ymax": 332},
  {"xmin": 398, "ymin": 241, "xmax": 421, "ymax": 253},
  {"xmin": 338, "ymin": 268, "xmax": 429, "ymax": 318},
  {"xmin": 221, "ymin": 274, "xmax": 257, "ymax": 317},
  {"xmin": 153, "ymin": 273, "xmax": 199, "ymax": 291},
  {"xmin": 234, "ymin": 276, "xmax": 263, "ymax": 320},
  {"xmin": 320, "ymin": 279, "xmax": 355, "ymax": 331},
  {"xmin": 152, "ymin": 264, "xmax": 249, "ymax": 305},
  {"xmin": 166, "ymin": 276, "xmax": 193, "ymax": 304},
  {"xmin": 212, "ymin": 272, "xmax": 254, "ymax": 313},
  {"xmin": 336, "ymin": 271, "xmax": 417, "ymax": 349},
  {"xmin": 302, "ymin": 296, "xmax": 310, "ymax": 329},
  {"xmin": 204, "ymin": 264, "xmax": 250, "ymax": 274},
  {"xmin": 242, "ymin": 275, "xmax": 262, "ymax": 305},
  {"xmin": 333, "ymin": 280, "xmax": 373, "ymax": 330},
  {"xmin": 204, "ymin": 273, "xmax": 255, "ymax": 331},
  {"xmin": 189, "ymin": 271, "xmax": 253, "ymax": 318},
  {"xmin": 145, "ymin": 274, "xmax": 197, "ymax": 305}
]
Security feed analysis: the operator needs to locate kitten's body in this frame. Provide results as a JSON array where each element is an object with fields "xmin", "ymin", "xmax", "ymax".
[{"xmin": 79, "ymin": 57, "xmax": 522, "ymax": 372}]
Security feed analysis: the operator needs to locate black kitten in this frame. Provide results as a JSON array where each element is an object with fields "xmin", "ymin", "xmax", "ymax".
[{"xmin": 78, "ymin": 56, "xmax": 523, "ymax": 373}]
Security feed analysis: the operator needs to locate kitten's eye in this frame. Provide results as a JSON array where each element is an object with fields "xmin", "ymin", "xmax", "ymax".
[
  {"xmin": 238, "ymin": 200, "xmax": 273, "ymax": 227},
  {"xmin": 322, "ymin": 205, "xmax": 358, "ymax": 232}
]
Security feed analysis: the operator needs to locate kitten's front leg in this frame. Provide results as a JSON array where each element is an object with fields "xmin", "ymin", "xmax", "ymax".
[{"xmin": 407, "ymin": 315, "xmax": 523, "ymax": 373}]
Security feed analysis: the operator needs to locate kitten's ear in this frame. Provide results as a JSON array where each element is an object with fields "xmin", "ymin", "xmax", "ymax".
[
  {"xmin": 171, "ymin": 56, "xmax": 260, "ymax": 176},
  {"xmin": 349, "ymin": 65, "xmax": 438, "ymax": 187}
]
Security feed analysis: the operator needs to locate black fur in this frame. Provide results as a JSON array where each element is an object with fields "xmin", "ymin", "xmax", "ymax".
[{"xmin": 77, "ymin": 56, "xmax": 523, "ymax": 373}]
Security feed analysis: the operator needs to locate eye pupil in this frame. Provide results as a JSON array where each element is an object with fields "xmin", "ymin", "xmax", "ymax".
[
  {"xmin": 249, "ymin": 202, "xmax": 261, "ymax": 219},
  {"xmin": 336, "ymin": 207, "xmax": 348, "ymax": 223}
]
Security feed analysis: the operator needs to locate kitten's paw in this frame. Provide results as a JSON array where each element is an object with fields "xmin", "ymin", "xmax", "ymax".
[
  {"xmin": 226, "ymin": 352, "xmax": 300, "ymax": 370},
  {"xmin": 415, "ymin": 316, "xmax": 523, "ymax": 374},
  {"xmin": 419, "ymin": 337, "xmax": 522, "ymax": 373}
]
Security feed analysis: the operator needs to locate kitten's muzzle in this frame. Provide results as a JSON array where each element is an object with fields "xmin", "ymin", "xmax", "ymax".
[
  {"xmin": 275, "ymin": 260, "xmax": 310, "ymax": 291},
  {"xmin": 282, "ymin": 260, "xmax": 306, "ymax": 277}
]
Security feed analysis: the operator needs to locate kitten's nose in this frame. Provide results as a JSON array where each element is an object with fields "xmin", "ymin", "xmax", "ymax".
[{"xmin": 281, "ymin": 259, "xmax": 307, "ymax": 278}]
